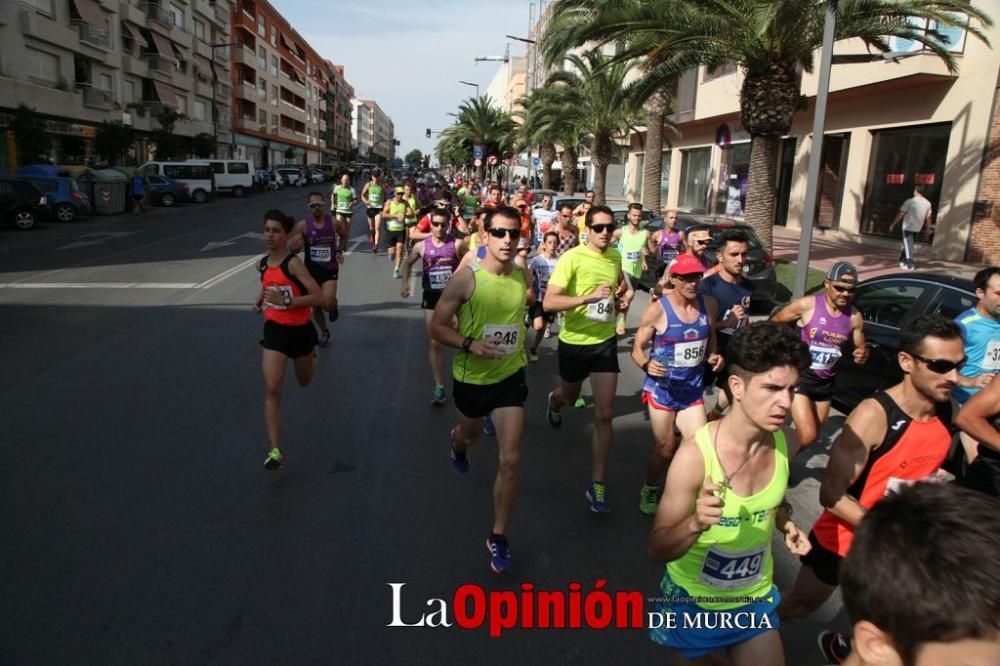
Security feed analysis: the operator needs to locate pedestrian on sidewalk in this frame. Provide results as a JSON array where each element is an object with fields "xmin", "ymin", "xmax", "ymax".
[{"xmin": 888, "ymin": 185, "xmax": 932, "ymax": 270}]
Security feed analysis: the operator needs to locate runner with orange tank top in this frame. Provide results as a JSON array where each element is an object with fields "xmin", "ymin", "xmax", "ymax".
[
  {"xmin": 779, "ymin": 314, "xmax": 963, "ymax": 627},
  {"xmin": 254, "ymin": 209, "xmax": 323, "ymax": 470}
]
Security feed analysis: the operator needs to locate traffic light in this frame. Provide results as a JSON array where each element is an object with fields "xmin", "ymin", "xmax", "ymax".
[{"xmin": 426, "ymin": 128, "xmax": 431, "ymax": 138}]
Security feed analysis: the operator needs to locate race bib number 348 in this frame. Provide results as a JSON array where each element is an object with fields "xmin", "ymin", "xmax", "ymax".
[{"xmin": 483, "ymin": 324, "xmax": 520, "ymax": 355}]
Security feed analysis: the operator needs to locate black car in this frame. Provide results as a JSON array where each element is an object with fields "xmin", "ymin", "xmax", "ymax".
[
  {"xmin": 0, "ymin": 177, "xmax": 47, "ymax": 230},
  {"xmin": 832, "ymin": 272, "xmax": 976, "ymax": 413},
  {"xmin": 640, "ymin": 217, "xmax": 777, "ymax": 307}
]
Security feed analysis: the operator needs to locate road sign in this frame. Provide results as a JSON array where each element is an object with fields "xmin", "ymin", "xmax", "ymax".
[
  {"xmin": 532, "ymin": 157, "xmax": 541, "ymax": 166},
  {"xmin": 473, "ymin": 144, "xmax": 484, "ymax": 160},
  {"xmin": 487, "ymin": 155, "xmax": 498, "ymax": 166},
  {"xmin": 474, "ymin": 158, "xmax": 482, "ymax": 167}
]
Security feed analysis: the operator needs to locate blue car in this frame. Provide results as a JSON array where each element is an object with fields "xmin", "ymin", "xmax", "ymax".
[
  {"xmin": 147, "ymin": 175, "xmax": 190, "ymax": 207},
  {"xmin": 12, "ymin": 174, "xmax": 91, "ymax": 222}
]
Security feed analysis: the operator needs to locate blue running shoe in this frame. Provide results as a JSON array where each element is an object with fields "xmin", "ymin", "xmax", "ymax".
[
  {"xmin": 431, "ymin": 385, "xmax": 446, "ymax": 406},
  {"xmin": 586, "ymin": 482, "xmax": 610, "ymax": 513},
  {"xmin": 483, "ymin": 413, "xmax": 496, "ymax": 436},
  {"xmin": 546, "ymin": 392, "xmax": 562, "ymax": 430},
  {"xmin": 450, "ymin": 443, "xmax": 469, "ymax": 474},
  {"xmin": 486, "ymin": 534, "xmax": 511, "ymax": 573}
]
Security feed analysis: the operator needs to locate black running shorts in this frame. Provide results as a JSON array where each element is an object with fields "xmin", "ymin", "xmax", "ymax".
[
  {"xmin": 529, "ymin": 301, "xmax": 555, "ymax": 324},
  {"xmin": 367, "ymin": 207, "xmax": 381, "ymax": 218},
  {"xmin": 453, "ymin": 367, "xmax": 529, "ymax": 419},
  {"xmin": 799, "ymin": 531, "xmax": 843, "ymax": 587},
  {"xmin": 305, "ymin": 260, "xmax": 338, "ymax": 285},
  {"xmin": 963, "ymin": 445, "xmax": 1000, "ymax": 498},
  {"xmin": 795, "ymin": 369, "xmax": 836, "ymax": 403},
  {"xmin": 386, "ymin": 230, "xmax": 405, "ymax": 246},
  {"xmin": 421, "ymin": 289, "xmax": 442, "ymax": 310},
  {"xmin": 260, "ymin": 320, "xmax": 317, "ymax": 359},
  {"xmin": 558, "ymin": 337, "xmax": 619, "ymax": 384}
]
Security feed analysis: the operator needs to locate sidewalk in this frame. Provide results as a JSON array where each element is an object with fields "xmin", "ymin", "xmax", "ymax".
[{"xmin": 772, "ymin": 226, "xmax": 980, "ymax": 281}]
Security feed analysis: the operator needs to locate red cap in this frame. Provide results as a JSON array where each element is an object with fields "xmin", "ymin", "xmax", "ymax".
[{"xmin": 669, "ymin": 253, "xmax": 706, "ymax": 276}]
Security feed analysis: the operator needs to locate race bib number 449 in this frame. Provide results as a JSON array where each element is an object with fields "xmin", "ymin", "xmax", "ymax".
[
  {"xmin": 699, "ymin": 544, "xmax": 766, "ymax": 591},
  {"xmin": 483, "ymin": 324, "xmax": 520, "ymax": 355}
]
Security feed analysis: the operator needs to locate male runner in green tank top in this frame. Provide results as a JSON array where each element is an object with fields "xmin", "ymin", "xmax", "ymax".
[
  {"xmin": 361, "ymin": 169, "xmax": 385, "ymax": 253},
  {"xmin": 613, "ymin": 202, "xmax": 649, "ymax": 335},
  {"xmin": 648, "ymin": 321, "xmax": 812, "ymax": 666},
  {"xmin": 430, "ymin": 205, "xmax": 534, "ymax": 575},
  {"xmin": 331, "ymin": 173, "xmax": 357, "ymax": 241}
]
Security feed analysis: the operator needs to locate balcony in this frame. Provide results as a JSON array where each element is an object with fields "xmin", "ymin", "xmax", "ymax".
[
  {"xmin": 233, "ymin": 116, "xmax": 258, "ymax": 131},
  {"xmin": 233, "ymin": 10, "xmax": 256, "ymax": 34},
  {"xmin": 81, "ymin": 86, "xmax": 114, "ymax": 110},
  {"xmin": 122, "ymin": 53, "xmax": 149, "ymax": 76},
  {"xmin": 141, "ymin": 2, "xmax": 173, "ymax": 28},
  {"xmin": 193, "ymin": 77, "xmax": 214, "ymax": 97},
  {"xmin": 145, "ymin": 54, "xmax": 175, "ymax": 77},
  {"xmin": 234, "ymin": 82, "xmax": 256, "ymax": 99},
  {"xmin": 75, "ymin": 22, "xmax": 111, "ymax": 50},
  {"xmin": 214, "ymin": 80, "xmax": 231, "ymax": 97}
]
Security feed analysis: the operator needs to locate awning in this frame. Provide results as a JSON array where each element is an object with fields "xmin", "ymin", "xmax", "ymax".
[
  {"xmin": 120, "ymin": 21, "xmax": 148, "ymax": 48},
  {"xmin": 150, "ymin": 32, "xmax": 177, "ymax": 61},
  {"xmin": 73, "ymin": 0, "xmax": 106, "ymax": 25},
  {"xmin": 153, "ymin": 80, "xmax": 178, "ymax": 105},
  {"xmin": 279, "ymin": 33, "xmax": 291, "ymax": 50},
  {"xmin": 194, "ymin": 54, "xmax": 213, "ymax": 78}
]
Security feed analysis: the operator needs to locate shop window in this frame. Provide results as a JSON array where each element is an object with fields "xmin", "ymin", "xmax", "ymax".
[
  {"xmin": 678, "ymin": 147, "xmax": 712, "ymax": 214},
  {"xmin": 715, "ymin": 142, "xmax": 750, "ymax": 216},
  {"xmin": 660, "ymin": 151, "xmax": 671, "ymax": 204},
  {"xmin": 861, "ymin": 123, "xmax": 950, "ymax": 243}
]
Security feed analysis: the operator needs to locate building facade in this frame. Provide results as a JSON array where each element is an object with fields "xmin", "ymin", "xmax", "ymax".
[
  {"xmin": 322, "ymin": 60, "xmax": 353, "ymax": 160},
  {"xmin": 358, "ymin": 99, "xmax": 394, "ymax": 162},
  {"xmin": 350, "ymin": 98, "xmax": 370, "ymax": 159},
  {"xmin": 1, "ymin": 0, "xmax": 233, "ymax": 169},
  {"xmin": 624, "ymin": 10, "xmax": 1000, "ymax": 263},
  {"xmin": 484, "ymin": 56, "xmax": 526, "ymax": 113}
]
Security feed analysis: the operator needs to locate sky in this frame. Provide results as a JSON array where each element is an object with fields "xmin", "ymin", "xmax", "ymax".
[{"xmin": 273, "ymin": 0, "xmax": 535, "ymax": 161}]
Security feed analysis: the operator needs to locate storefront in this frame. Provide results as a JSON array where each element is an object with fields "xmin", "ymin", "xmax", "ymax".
[
  {"xmin": 678, "ymin": 146, "xmax": 712, "ymax": 213},
  {"xmin": 715, "ymin": 142, "xmax": 750, "ymax": 217}
]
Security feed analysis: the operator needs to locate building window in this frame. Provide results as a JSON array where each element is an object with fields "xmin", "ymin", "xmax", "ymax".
[
  {"xmin": 98, "ymin": 72, "xmax": 113, "ymax": 91},
  {"xmin": 258, "ymin": 78, "xmax": 266, "ymax": 98},
  {"xmin": 21, "ymin": 0, "xmax": 55, "ymax": 16},
  {"xmin": 258, "ymin": 46, "xmax": 266, "ymax": 70},
  {"xmin": 25, "ymin": 47, "xmax": 59, "ymax": 85},
  {"xmin": 271, "ymin": 118, "xmax": 278, "ymax": 134},
  {"xmin": 270, "ymin": 55, "xmax": 278, "ymax": 78},
  {"xmin": 169, "ymin": 2, "xmax": 184, "ymax": 28},
  {"xmin": 678, "ymin": 147, "xmax": 712, "ymax": 214},
  {"xmin": 271, "ymin": 84, "xmax": 278, "ymax": 106},
  {"xmin": 702, "ymin": 62, "xmax": 737, "ymax": 82},
  {"xmin": 270, "ymin": 25, "xmax": 276, "ymax": 46},
  {"xmin": 193, "ymin": 18, "xmax": 206, "ymax": 41},
  {"xmin": 176, "ymin": 95, "xmax": 188, "ymax": 115},
  {"xmin": 257, "ymin": 16, "xmax": 265, "ymax": 37},
  {"xmin": 193, "ymin": 100, "xmax": 207, "ymax": 120},
  {"xmin": 259, "ymin": 109, "xmax": 267, "ymax": 128},
  {"xmin": 715, "ymin": 142, "xmax": 750, "ymax": 217},
  {"xmin": 123, "ymin": 79, "xmax": 136, "ymax": 103},
  {"xmin": 862, "ymin": 123, "xmax": 950, "ymax": 242}
]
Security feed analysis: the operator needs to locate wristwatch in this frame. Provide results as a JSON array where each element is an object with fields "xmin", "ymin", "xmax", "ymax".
[
  {"xmin": 462, "ymin": 337, "xmax": 474, "ymax": 352},
  {"xmin": 282, "ymin": 292, "xmax": 292, "ymax": 307}
]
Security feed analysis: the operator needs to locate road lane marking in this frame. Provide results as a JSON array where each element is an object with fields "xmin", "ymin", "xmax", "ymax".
[
  {"xmin": 196, "ymin": 256, "xmax": 260, "ymax": 290},
  {"xmin": 0, "ymin": 282, "xmax": 198, "ymax": 289}
]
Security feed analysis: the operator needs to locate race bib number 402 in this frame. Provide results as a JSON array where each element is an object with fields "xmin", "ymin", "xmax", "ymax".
[{"xmin": 483, "ymin": 324, "xmax": 520, "ymax": 355}]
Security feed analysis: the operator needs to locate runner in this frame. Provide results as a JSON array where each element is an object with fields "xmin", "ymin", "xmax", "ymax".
[
  {"xmin": 956, "ymin": 373, "xmax": 1000, "ymax": 496},
  {"xmin": 778, "ymin": 314, "xmax": 962, "ymax": 627},
  {"xmin": 613, "ymin": 203, "xmax": 649, "ymax": 335},
  {"xmin": 483, "ymin": 183, "xmax": 504, "ymax": 209},
  {"xmin": 701, "ymin": 229, "xmax": 754, "ymax": 420},
  {"xmin": 833, "ymin": 483, "xmax": 1000, "ymax": 666},
  {"xmin": 287, "ymin": 192, "xmax": 348, "ymax": 347},
  {"xmin": 532, "ymin": 194, "xmax": 558, "ymax": 248},
  {"xmin": 632, "ymin": 253, "xmax": 723, "ymax": 515},
  {"xmin": 512, "ymin": 197, "xmax": 534, "ymax": 248},
  {"xmin": 254, "ymin": 209, "xmax": 323, "ymax": 471},
  {"xmin": 543, "ymin": 205, "xmax": 634, "ymax": 512},
  {"xmin": 429, "ymin": 206, "xmax": 531, "ymax": 573},
  {"xmin": 553, "ymin": 203, "xmax": 579, "ymax": 257},
  {"xmin": 360, "ymin": 170, "xmax": 385, "ymax": 253},
  {"xmin": 575, "ymin": 201, "xmax": 593, "ymax": 245},
  {"xmin": 648, "ymin": 321, "xmax": 811, "ymax": 665},
  {"xmin": 402, "ymin": 181, "xmax": 420, "ymax": 250},
  {"xmin": 382, "ymin": 186, "xmax": 414, "ymax": 279},
  {"xmin": 331, "ymin": 173, "xmax": 357, "ymax": 244},
  {"xmin": 647, "ymin": 208, "xmax": 683, "ymax": 283},
  {"xmin": 951, "ymin": 266, "xmax": 1000, "ymax": 462},
  {"xmin": 459, "ymin": 179, "xmax": 480, "ymax": 222},
  {"xmin": 527, "ymin": 231, "xmax": 560, "ymax": 361},
  {"xmin": 402, "ymin": 208, "xmax": 468, "ymax": 405},
  {"xmin": 572, "ymin": 189, "xmax": 596, "ymax": 218},
  {"xmin": 770, "ymin": 261, "xmax": 867, "ymax": 448}
]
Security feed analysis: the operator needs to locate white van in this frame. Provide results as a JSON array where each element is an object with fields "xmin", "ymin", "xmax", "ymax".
[
  {"xmin": 191, "ymin": 159, "xmax": 255, "ymax": 197},
  {"xmin": 139, "ymin": 162, "xmax": 215, "ymax": 203}
]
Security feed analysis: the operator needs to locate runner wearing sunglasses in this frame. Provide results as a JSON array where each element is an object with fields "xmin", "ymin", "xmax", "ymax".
[
  {"xmin": 771, "ymin": 262, "xmax": 867, "ymax": 448},
  {"xmin": 429, "ymin": 206, "xmax": 532, "ymax": 574},
  {"xmin": 778, "ymin": 313, "xmax": 962, "ymax": 629},
  {"xmin": 401, "ymin": 208, "xmax": 468, "ymax": 406},
  {"xmin": 543, "ymin": 205, "xmax": 635, "ymax": 513}
]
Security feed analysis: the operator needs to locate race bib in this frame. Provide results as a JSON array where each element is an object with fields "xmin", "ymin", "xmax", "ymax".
[
  {"xmin": 586, "ymin": 297, "xmax": 615, "ymax": 323},
  {"xmin": 982, "ymin": 340, "xmax": 1000, "ymax": 370},
  {"xmin": 809, "ymin": 344, "xmax": 841, "ymax": 371},
  {"xmin": 672, "ymin": 339, "xmax": 706, "ymax": 367},
  {"xmin": 626, "ymin": 250, "xmax": 642, "ymax": 262},
  {"xmin": 309, "ymin": 246, "xmax": 331, "ymax": 263},
  {"xmin": 428, "ymin": 268, "xmax": 452, "ymax": 290},
  {"xmin": 885, "ymin": 470, "xmax": 954, "ymax": 497},
  {"xmin": 265, "ymin": 285, "xmax": 292, "ymax": 310},
  {"xmin": 660, "ymin": 248, "xmax": 679, "ymax": 263},
  {"xmin": 699, "ymin": 544, "xmax": 766, "ymax": 591},
  {"xmin": 482, "ymin": 324, "xmax": 519, "ymax": 355},
  {"xmin": 336, "ymin": 200, "xmax": 351, "ymax": 213},
  {"xmin": 579, "ymin": 231, "xmax": 589, "ymax": 244}
]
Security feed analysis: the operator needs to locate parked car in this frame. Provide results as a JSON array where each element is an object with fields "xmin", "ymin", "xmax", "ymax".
[
  {"xmin": 0, "ymin": 177, "xmax": 47, "ymax": 230},
  {"xmin": 636, "ymin": 217, "xmax": 777, "ymax": 307},
  {"xmin": 274, "ymin": 167, "xmax": 307, "ymax": 187},
  {"xmin": 12, "ymin": 174, "xmax": 90, "ymax": 222},
  {"xmin": 138, "ymin": 162, "xmax": 215, "ymax": 203},
  {"xmin": 147, "ymin": 175, "xmax": 190, "ymax": 207},
  {"xmin": 829, "ymin": 272, "xmax": 976, "ymax": 413},
  {"xmin": 190, "ymin": 159, "xmax": 254, "ymax": 197},
  {"xmin": 308, "ymin": 168, "xmax": 328, "ymax": 184}
]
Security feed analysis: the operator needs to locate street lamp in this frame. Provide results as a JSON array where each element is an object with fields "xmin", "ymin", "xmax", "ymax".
[
  {"xmin": 458, "ymin": 80, "xmax": 480, "ymax": 98},
  {"xmin": 506, "ymin": 35, "xmax": 537, "ymax": 90},
  {"xmin": 209, "ymin": 41, "xmax": 239, "ymax": 158}
]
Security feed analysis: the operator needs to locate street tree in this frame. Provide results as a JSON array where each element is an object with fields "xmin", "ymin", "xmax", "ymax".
[
  {"xmin": 94, "ymin": 121, "xmax": 134, "ymax": 165},
  {"xmin": 544, "ymin": 0, "xmax": 993, "ymax": 250},
  {"xmin": 151, "ymin": 106, "xmax": 187, "ymax": 161},
  {"xmin": 188, "ymin": 133, "xmax": 216, "ymax": 159},
  {"xmin": 10, "ymin": 104, "xmax": 51, "ymax": 166},
  {"xmin": 446, "ymin": 96, "xmax": 516, "ymax": 181},
  {"xmin": 404, "ymin": 149, "xmax": 423, "ymax": 167}
]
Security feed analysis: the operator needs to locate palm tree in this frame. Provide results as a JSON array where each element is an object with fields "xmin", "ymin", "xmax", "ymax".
[
  {"xmin": 514, "ymin": 93, "xmax": 558, "ymax": 190},
  {"xmin": 538, "ymin": 50, "xmax": 643, "ymax": 203},
  {"xmin": 543, "ymin": 0, "xmax": 992, "ymax": 250},
  {"xmin": 446, "ymin": 96, "xmax": 516, "ymax": 181}
]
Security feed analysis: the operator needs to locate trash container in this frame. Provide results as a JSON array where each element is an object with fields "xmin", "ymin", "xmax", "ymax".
[{"xmin": 79, "ymin": 169, "xmax": 128, "ymax": 215}]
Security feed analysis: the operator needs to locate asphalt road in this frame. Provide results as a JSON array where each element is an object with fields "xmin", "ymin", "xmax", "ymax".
[{"xmin": 0, "ymin": 190, "xmax": 849, "ymax": 665}]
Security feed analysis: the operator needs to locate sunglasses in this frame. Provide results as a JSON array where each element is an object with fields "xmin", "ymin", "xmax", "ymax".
[
  {"xmin": 830, "ymin": 283, "xmax": 856, "ymax": 294},
  {"xmin": 910, "ymin": 353, "xmax": 966, "ymax": 374},
  {"xmin": 672, "ymin": 273, "xmax": 703, "ymax": 283},
  {"xmin": 559, "ymin": 214, "xmax": 571, "ymax": 219},
  {"xmin": 693, "ymin": 239, "xmax": 711, "ymax": 246},
  {"xmin": 488, "ymin": 228, "xmax": 519, "ymax": 240},
  {"xmin": 307, "ymin": 202, "xmax": 325, "ymax": 208},
  {"xmin": 589, "ymin": 223, "xmax": 617, "ymax": 234},
  {"xmin": 430, "ymin": 221, "xmax": 448, "ymax": 228}
]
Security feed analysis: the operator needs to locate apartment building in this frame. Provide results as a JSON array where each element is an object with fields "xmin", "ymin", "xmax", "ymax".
[
  {"xmin": 0, "ymin": 0, "xmax": 233, "ymax": 168},
  {"xmin": 624, "ymin": 8, "xmax": 1000, "ymax": 263},
  {"xmin": 354, "ymin": 99, "xmax": 394, "ymax": 162},
  {"xmin": 351, "ymin": 97, "xmax": 370, "ymax": 159},
  {"xmin": 484, "ymin": 56, "xmax": 526, "ymax": 114},
  {"xmin": 321, "ymin": 60, "xmax": 352, "ymax": 160}
]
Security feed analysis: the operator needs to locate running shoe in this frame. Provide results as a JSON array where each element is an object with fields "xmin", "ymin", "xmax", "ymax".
[
  {"xmin": 586, "ymin": 481, "xmax": 610, "ymax": 513},
  {"xmin": 486, "ymin": 534, "xmax": 511, "ymax": 574},
  {"xmin": 450, "ymin": 443, "xmax": 469, "ymax": 474},
  {"xmin": 483, "ymin": 413, "xmax": 496, "ymax": 436},
  {"xmin": 328, "ymin": 304, "xmax": 339, "ymax": 322},
  {"xmin": 264, "ymin": 448, "xmax": 283, "ymax": 470},
  {"xmin": 546, "ymin": 392, "xmax": 562, "ymax": 430},
  {"xmin": 544, "ymin": 328, "xmax": 552, "ymax": 339},
  {"xmin": 317, "ymin": 329, "xmax": 331, "ymax": 348},
  {"xmin": 393, "ymin": 267, "xmax": 402, "ymax": 279},
  {"xmin": 431, "ymin": 385, "xmax": 446, "ymax": 406},
  {"xmin": 899, "ymin": 261, "xmax": 907, "ymax": 269},
  {"xmin": 528, "ymin": 350, "xmax": 539, "ymax": 362},
  {"xmin": 639, "ymin": 484, "xmax": 659, "ymax": 515},
  {"xmin": 574, "ymin": 396, "xmax": 586, "ymax": 408},
  {"xmin": 817, "ymin": 631, "xmax": 851, "ymax": 664}
]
